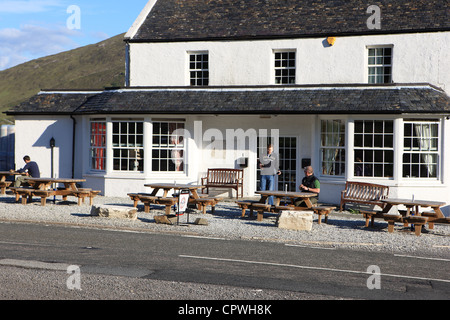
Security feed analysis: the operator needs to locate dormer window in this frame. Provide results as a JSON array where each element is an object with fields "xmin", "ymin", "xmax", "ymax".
[{"xmin": 189, "ymin": 52, "xmax": 209, "ymax": 86}]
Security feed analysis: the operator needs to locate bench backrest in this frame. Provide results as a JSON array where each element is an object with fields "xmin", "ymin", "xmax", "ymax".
[
  {"xmin": 207, "ymin": 168, "xmax": 243, "ymax": 184},
  {"xmin": 343, "ymin": 181, "xmax": 389, "ymax": 201}
]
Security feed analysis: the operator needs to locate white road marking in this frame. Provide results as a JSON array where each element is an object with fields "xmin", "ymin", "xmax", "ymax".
[
  {"xmin": 179, "ymin": 255, "xmax": 450, "ymax": 283},
  {"xmin": 394, "ymin": 254, "xmax": 450, "ymax": 262}
]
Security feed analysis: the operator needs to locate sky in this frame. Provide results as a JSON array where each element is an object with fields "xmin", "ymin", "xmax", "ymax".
[{"xmin": 0, "ymin": 0, "xmax": 149, "ymax": 71}]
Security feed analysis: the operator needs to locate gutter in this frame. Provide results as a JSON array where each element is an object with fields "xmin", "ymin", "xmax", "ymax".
[{"xmin": 70, "ymin": 115, "xmax": 76, "ymax": 179}]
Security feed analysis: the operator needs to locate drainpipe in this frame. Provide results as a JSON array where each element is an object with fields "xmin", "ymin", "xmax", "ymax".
[{"xmin": 70, "ymin": 115, "xmax": 76, "ymax": 179}]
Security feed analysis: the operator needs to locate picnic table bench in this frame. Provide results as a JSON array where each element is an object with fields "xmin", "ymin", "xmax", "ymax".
[
  {"xmin": 340, "ymin": 181, "xmax": 389, "ymax": 211},
  {"xmin": 10, "ymin": 178, "xmax": 101, "ymax": 206},
  {"xmin": 128, "ymin": 193, "xmax": 176, "ymax": 214},
  {"xmin": 201, "ymin": 168, "xmax": 243, "ymax": 199},
  {"xmin": 194, "ymin": 197, "xmax": 223, "ymax": 214},
  {"xmin": 237, "ymin": 200, "xmax": 335, "ymax": 224}
]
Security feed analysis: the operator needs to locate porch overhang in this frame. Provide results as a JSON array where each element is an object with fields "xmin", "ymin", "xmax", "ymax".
[{"xmin": 6, "ymin": 83, "xmax": 450, "ymax": 116}]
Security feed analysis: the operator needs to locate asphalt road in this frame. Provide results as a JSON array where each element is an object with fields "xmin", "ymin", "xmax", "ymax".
[{"xmin": 0, "ymin": 221, "xmax": 449, "ymax": 303}]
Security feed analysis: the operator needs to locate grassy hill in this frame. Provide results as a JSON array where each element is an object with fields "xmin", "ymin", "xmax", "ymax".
[{"xmin": 0, "ymin": 33, "xmax": 126, "ymax": 124}]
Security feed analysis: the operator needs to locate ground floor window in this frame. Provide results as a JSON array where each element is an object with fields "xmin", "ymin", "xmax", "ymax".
[
  {"xmin": 90, "ymin": 120, "xmax": 106, "ymax": 171},
  {"xmin": 112, "ymin": 120, "xmax": 144, "ymax": 172},
  {"xmin": 320, "ymin": 120, "xmax": 345, "ymax": 176},
  {"xmin": 152, "ymin": 121, "xmax": 185, "ymax": 172},
  {"xmin": 403, "ymin": 120, "xmax": 439, "ymax": 178},
  {"xmin": 354, "ymin": 120, "xmax": 394, "ymax": 177}
]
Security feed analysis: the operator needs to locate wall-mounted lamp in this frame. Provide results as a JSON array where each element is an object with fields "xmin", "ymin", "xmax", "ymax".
[
  {"xmin": 327, "ymin": 37, "xmax": 336, "ymax": 46},
  {"xmin": 50, "ymin": 137, "xmax": 55, "ymax": 178}
]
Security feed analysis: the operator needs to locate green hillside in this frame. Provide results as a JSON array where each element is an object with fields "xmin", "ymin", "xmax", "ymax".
[{"xmin": 0, "ymin": 33, "xmax": 126, "ymax": 124}]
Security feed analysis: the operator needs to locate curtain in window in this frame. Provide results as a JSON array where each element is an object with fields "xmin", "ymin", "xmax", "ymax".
[{"xmin": 414, "ymin": 123, "xmax": 434, "ymax": 177}]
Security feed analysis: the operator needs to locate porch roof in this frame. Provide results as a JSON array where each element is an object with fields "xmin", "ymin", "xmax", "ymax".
[
  {"xmin": 6, "ymin": 84, "xmax": 450, "ymax": 116},
  {"xmin": 128, "ymin": 0, "xmax": 450, "ymax": 42}
]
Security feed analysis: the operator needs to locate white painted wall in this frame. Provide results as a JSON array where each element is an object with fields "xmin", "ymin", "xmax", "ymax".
[
  {"xmin": 14, "ymin": 116, "xmax": 74, "ymax": 179},
  {"xmin": 129, "ymin": 32, "xmax": 450, "ymax": 94}
]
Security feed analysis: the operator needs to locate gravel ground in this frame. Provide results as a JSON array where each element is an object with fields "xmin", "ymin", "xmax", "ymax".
[{"xmin": 0, "ymin": 194, "xmax": 449, "ymax": 259}]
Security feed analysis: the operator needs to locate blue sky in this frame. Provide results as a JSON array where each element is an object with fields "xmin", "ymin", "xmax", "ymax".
[{"xmin": 0, "ymin": 0, "xmax": 149, "ymax": 70}]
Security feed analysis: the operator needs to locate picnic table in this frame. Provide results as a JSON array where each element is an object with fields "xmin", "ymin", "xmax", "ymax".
[
  {"xmin": 144, "ymin": 183, "xmax": 204, "ymax": 199},
  {"xmin": 255, "ymin": 190, "xmax": 318, "ymax": 209},
  {"xmin": 11, "ymin": 177, "xmax": 100, "ymax": 206},
  {"xmin": 237, "ymin": 190, "xmax": 320, "ymax": 221},
  {"xmin": 0, "ymin": 171, "xmax": 25, "ymax": 194},
  {"xmin": 130, "ymin": 183, "xmax": 220, "ymax": 215},
  {"xmin": 145, "ymin": 183, "xmax": 222, "ymax": 214},
  {"xmin": 381, "ymin": 198, "xmax": 448, "ymax": 235}
]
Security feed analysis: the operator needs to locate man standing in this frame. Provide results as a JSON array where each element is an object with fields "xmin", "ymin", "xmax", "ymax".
[
  {"xmin": 259, "ymin": 144, "xmax": 281, "ymax": 205},
  {"xmin": 11, "ymin": 156, "xmax": 40, "ymax": 187},
  {"xmin": 295, "ymin": 166, "xmax": 320, "ymax": 207}
]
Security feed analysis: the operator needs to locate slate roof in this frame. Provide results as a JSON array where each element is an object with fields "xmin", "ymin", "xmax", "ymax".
[
  {"xmin": 6, "ymin": 84, "xmax": 450, "ymax": 116},
  {"xmin": 129, "ymin": 0, "xmax": 450, "ymax": 42}
]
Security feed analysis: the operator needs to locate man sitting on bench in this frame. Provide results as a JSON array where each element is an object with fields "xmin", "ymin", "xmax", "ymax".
[
  {"xmin": 294, "ymin": 166, "xmax": 320, "ymax": 207},
  {"xmin": 11, "ymin": 155, "xmax": 40, "ymax": 187}
]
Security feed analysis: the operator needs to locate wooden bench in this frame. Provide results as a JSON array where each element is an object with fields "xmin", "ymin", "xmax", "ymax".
[
  {"xmin": 33, "ymin": 190, "xmax": 56, "ymax": 206},
  {"xmin": 403, "ymin": 216, "xmax": 429, "ymax": 236},
  {"xmin": 421, "ymin": 211, "xmax": 450, "ymax": 229},
  {"xmin": 340, "ymin": 181, "xmax": 389, "ymax": 211},
  {"xmin": 252, "ymin": 203, "xmax": 272, "ymax": 221},
  {"xmin": 194, "ymin": 197, "xmax": 223, "ymax": 214},
  {"xmin": 0, "ymin": 181, "xmax": 12, "ymax": 195},
  {"xmin": 312, "ymin": 206, "xmax": 336, "ymax": 224},
  {"xmin": 383, "ymin": 214, "xmax": 403, "ymax": 233},
  {"xmin": 128, "ymin": 193, "xmax": 159, "ymax": 213},
  {"xmin": 236, "ymin": 200, "xmax": 259, "ymax": 218},
  {"xmin": 156, "ymin": 197, "xmax": 178, "ymax": 215},
  {"xmin": 201, "ymin": 168, "xmax": 244, "ymax": 199},
  {"xmin": 360, "ymin": 210, "xmax": 385, "ymax": 228},
  {"xmin": 10, "ymin": 187, "xmax": 36, "ymax": 204}
]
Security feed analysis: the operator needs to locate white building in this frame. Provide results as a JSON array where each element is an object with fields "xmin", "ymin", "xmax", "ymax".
[{"xmin": 7, "ymin": 0, "xmax": 450, "ymax": 214}]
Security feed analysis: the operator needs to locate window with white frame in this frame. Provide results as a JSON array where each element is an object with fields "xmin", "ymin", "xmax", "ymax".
[
  {"xmin": 278, "ymin": 137, "xmax": 297, "ymax": 192},
  {"xmin": 403, "ymin": 120, "xmax": 439, "ymax": 178},
  {"xmin": 189, "ymin": 52, "xmax": 209, "ymax": 86},
  {"xmin": 152, "ymin": 121, "xmax": 185, "ymax": 172},
  {"xmin": 320, "ymin": 120, "xmax": 345, "ymax": 176},
  {"xmin": 274, "ymin": 50, "xmax": 296, "ymax": 84},
  {"xmin": 354, "ymin": 120, "xmax": 394, "ymax": 177},
  {"xmin": 112, "ymin": 120, "xmax": 144, "ymax": 172},
  {"xmin": 368, "ymin": 47, "xmax": 392, "ymax": 84},
  {"xmin": 90, "ymin": 120, "xmax": 106, "ymax": 171}
]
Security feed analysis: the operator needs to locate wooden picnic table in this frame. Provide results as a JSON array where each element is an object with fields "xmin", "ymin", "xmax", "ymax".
[
  {"xmin": 0, "ymin": 171, "xmax": 25, "ymax": 194},
  {"xmin": 12, "ymin": 177, "xmax": 99, "ymax": 206},
  {"xmin": 255, "ymin": 190, "xmax": 318, "ymax": 209},
  {"xmin": 381, "ymin": 198, "xmax": 445, "ymax": 218},
  {"xmin": 144, "ymin": 183, "xmax": 204, "ymax": 199},
  {"xmin": 381, "ymin": 198, "xmax": 447, "ymax": 235},
  {"xmin": 25, "ymin": 177, "xmax": 86, "ymax": 191}
]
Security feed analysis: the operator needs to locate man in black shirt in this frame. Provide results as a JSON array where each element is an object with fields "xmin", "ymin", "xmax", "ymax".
[
  {"xmin": 12, "ymin": 155, "xmax": 41, "ymax": 187},
  {"xmin": 294, "ymin": 166, "xmax": 320, "ymax": 207}
]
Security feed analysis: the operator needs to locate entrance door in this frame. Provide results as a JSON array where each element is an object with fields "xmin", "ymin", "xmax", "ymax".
[{"xmin": 256, "ymin": 136, "xmax": 297, "ymax": 192}]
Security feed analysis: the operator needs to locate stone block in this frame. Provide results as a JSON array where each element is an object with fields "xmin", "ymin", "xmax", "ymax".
[
  {"xmin": 154, "ymin": 215, "xmax": 178, "ymax": 225},
  {"xmin": 277, "ymin": 211, "xmax": 313, "ymax": 231},
  {"xmin": 194, "ymin": 218, "xmax": 209, "ymax": 226},
  {"xmin": 90, "ymin": 205, "xmax": 138, "ymax": 220}
]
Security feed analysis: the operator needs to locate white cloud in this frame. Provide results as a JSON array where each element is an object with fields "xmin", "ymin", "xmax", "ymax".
[
  {"xmin": 0, "ymin": 23, "xmax": 81, "ymax": 70},
  {"xmin": 0, "ymin": 0, "xmax": 64, "ymax": 14}
]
